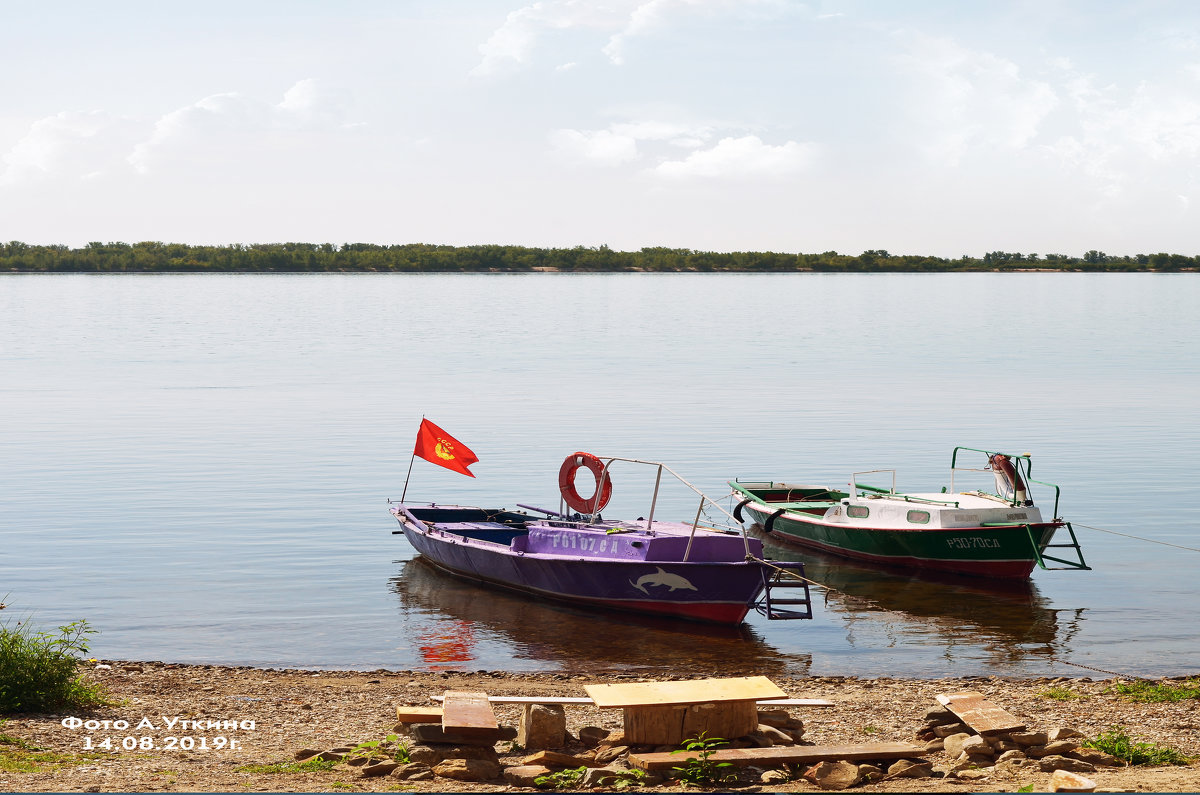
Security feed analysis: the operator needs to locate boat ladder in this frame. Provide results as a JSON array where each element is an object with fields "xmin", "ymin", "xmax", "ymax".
[
  {"xmin": 753, "ymin": 561, "xmax": 813, "ymax": 620},
  {"xmin": 1027, "ymin": 522, "xmax": 1091, "ymax": 570}
]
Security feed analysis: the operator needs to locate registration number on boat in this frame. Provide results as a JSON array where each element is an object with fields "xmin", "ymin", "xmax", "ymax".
[{"xmin": 946, "ymin": 536, "xmax": 1000, "ymax": 549}]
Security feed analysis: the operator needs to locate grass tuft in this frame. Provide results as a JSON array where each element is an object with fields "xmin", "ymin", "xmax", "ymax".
[
  {"xmin": 236, "ymin": 758, "xmax": 339, "ymax": 774},
  {"xmin": 0, "ymin": 611, "xmax": 109, "ymax": 714},
  {"xmin": 1108, "ymin": 678, "xmax": 1200, "ymax": 703},
  {"xmin": 1084, "ymin": 726, "xmax": 1191, "ymax": 766},
  {"xmin": 1038, "ymin": 686, "xmax": 1086, "ymax": 701}
]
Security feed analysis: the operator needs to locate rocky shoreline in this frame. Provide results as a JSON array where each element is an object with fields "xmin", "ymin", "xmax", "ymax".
[{"xmin": 1, "ymin": 661, "xmax": 1198, "ymax": 793}]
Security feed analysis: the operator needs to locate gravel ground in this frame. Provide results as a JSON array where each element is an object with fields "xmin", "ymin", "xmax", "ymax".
[{"xmin": 2, "ymin": 662, "xmax": 1198, "ymax": 793}]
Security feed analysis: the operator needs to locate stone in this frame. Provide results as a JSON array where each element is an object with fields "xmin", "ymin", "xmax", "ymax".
[
  {"xmin": 756, "ymin": 708, "xmax": 791, "ymax": 726},
  {"xmin": 580, "ymin": 767, "xmax": 629, "ymax": 788},
  {"xmin": 593, "ymin": 745, "xmax": 629, "ymax": 765},
  {"xmin": 391, "ymin": 762, "xmax": 433, "ymax": 780},
  {"xmin": 1067, "ymin": 748, "xmax": 1119, "ymax": 767},
  {"xmin": 314, "ymin": 750, "xmax": 346, "ymax": 762},
  {"xmin": 360, "ymin": 761, "xmax": 398, "ymax": 777},
  {"xmin": 432, "ymin": 758, "xmax": 502, "ymax": 781},
  {"xmin": 1050, "ymin": 769, "xmax": 1098, "ymax": 792},
  {"xmin": 578, "ymin": 726, "xmax": 610, "ymax": 747},
  {"xmin": 925, "ymin": 706, "xmax": 957, "ymax": 723},
  {"xmin": 857, "ymin": 764, "xmax": 884, "ymax": 783},
  {"xmin": 960, "ymin": 735, "xmax": 994, "ymax": 757},
  {"xmin": 887, "ymin": 759, "xmax": 933, "ymax": 778},
  {"xmin": 742, "ymin": 731, "xmax": 773, "ymax": 748},
  {"xmin": 803, "ymin": 760, "xmax": 860, "ymax": 790},
  {"xmin": 293, "ymin": 748, "xmax": 321, "ymax": 761},
  {"xmin": 1030, "ymin": 740, "xmax": 1081, "ymax": 758},
  {"xmin": 757, "ymin": 724, "xmax": 795, "ymax": 745},
  {"xmin": 783, "ymin": 726, "xmax": 806, "ymax": 743},
  {"xmin": 943, "ymin": 733, "xmax": 972, "ymax": 758},
  {"xmin": 1038, "ymin": 755, "xmax": 1096, "ymax": 774},
  {"xmin": 990, "ymin": 738, "xmax": 1020, "ymax": 753},
  {"xmin": 345, "ymin": 756, "xmax": 370, "ymax": 767},
  {"xmin": 503, "ymin": 764, "xmax": 552, "ymax": 786},
  {"xmin": 1011, "ymin": 731, "xmax": 1049, "ymax": 746},
  {"xmin": 518, "ymin": 703, "xmax": 566, "ymax": 751},
  {"xmin": 955, "ymin": 768, "xmax": 990, "ymax": 781},
  {"xmin": 1048, "ymin": 727, "xmax": 1086, "ymax": 742},
  {"xmin": 995, "ymin": 749, "xmax": 1028, "ymax": 765},
  {"xmin": 405, "ymin": 744, "xmax": 443, "ymax": 765},
  {"xmin": 923, "ymin": 738, "xmax": 945, "ymax": 753},
  {"xmin": 760, "ymin": 768, "xmax": 790, "ymax": 784},
  {"xmin": 933, "ymin": 722, "xmax": 971, "ymax": 737}
]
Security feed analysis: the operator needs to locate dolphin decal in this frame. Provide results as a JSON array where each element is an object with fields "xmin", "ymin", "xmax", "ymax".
[{"xmin": 630, "ymin": 567, "xmax": 698, "ymax": 595}]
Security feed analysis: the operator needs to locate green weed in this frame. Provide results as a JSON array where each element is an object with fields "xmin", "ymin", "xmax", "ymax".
[
  {"xmin": 534, "ymin": 765, "xmax": 588, "ymax": 789},
  {"xmin": 670, "ymin": 732, "xmax": 737, "ymax": 786},
  {"xmin": 0, "ymin": 613, "xmax": 108, "ymax": 713},
  {"xmin": 236, "ymin": 758, "xmax": 339, "ymax": 774},
  {"xmin": 1084, "ymin": 726, "xmax": 1191, "ymax": 766},
  {"xmin": 344, "ymin": 733, "xmax": 410, "ymax": 764},
  {"xmin": 1108, "ymin": 679, "xmax": 1200, "ymax": 703},
  {"xmin": 1038, "ymin": 686, "xmax": 1086, "ymax": 701}
]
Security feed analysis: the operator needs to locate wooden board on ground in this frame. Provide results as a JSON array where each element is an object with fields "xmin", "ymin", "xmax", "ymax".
[
  {"xmin": 395, "ymin": 705, "xmax": 443, "ymax": 724},
  {"xmin": 935, "ymin": 691, "xmax": 1026, "ymax": 736},
  {"xmin": 429, "ymin": 694, "xmax": 833, "ymax": 707},
  {"xmin": 585, "ymin": 676, "xmax": 786, "ymax": 708},
  {"xmin": 441, "ymin": 690, "xmax": 499, "ymax": 741},
  {"xmin": 628, "ymin": 742, "xmax": 928, "ymax": 771}
]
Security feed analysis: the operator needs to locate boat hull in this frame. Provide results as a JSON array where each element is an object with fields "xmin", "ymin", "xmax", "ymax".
[
  {"xmin": 398, "ymin": 523, "xmax": 767, "ymax": 624},
  {"xmin": 739, "ymin": 502, "xmax": 1058, "ymax": 579}
]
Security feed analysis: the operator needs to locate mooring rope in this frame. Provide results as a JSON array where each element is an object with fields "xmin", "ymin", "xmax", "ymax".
[{"xmin": 1074, "ymin": 523, "xmax": 1200, "ymax": 553}]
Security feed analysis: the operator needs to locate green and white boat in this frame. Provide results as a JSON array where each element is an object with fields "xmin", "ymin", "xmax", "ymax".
[{"xmin": 729, "ymin": 447, "xmax": 1090, "ymax": 579}]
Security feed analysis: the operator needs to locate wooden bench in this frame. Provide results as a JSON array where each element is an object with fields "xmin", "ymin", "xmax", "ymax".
[{"xmin": 585, "ymin": 676, "xmax": 787, "ymax": 746}]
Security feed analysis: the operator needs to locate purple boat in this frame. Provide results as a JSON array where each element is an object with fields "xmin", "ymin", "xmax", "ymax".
[{"xmin": 389, "ymin": 453, "xmax": 814, "ymax": 625}]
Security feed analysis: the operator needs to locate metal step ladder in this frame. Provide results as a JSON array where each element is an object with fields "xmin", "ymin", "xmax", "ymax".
[
  {"xmin": 753, "ymin": 561, "xmax": 813, "ymax": 620},
  {"xmin": 1028, "ymin": 522, "xmax": 1091, "ymax": 570}
]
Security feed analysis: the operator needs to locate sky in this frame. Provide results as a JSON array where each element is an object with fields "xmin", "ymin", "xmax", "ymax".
[{"xmin": 2, "ymin": 0, "xmax": 1199, "ymax": 257}]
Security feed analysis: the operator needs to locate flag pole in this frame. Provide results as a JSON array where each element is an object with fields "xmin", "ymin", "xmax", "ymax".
[
  {"xmin": 400, "ymin": 452, "xmax": 417, "ymax": 503},
  {"xmin": 400, "ymin": 415, "xmax": 423, "ymax": 503}
]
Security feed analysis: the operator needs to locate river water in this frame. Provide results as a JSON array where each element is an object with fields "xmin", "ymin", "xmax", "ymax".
[{"xmin": 2, "ymin": 272, "xmax": 1196, "ymax": 678}]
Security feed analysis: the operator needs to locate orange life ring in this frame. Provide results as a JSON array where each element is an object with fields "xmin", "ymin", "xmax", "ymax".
[{"xmin": 558, "ymin": 452, "xmax": 613, "ymax": 514}]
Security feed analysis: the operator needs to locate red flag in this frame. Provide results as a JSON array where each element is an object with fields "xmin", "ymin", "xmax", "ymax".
[{"xmin": 413, "ymin": 419, "xmax": 478, "ymax": 478}]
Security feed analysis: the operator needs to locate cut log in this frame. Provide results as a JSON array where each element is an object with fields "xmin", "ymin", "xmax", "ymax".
[
  {"xmin": 442, "ymin": 690, "xmax": 498, "ymax": 741},
  {"xmin": 628, "ymin": 742, "xmax": 928, "ymax": 771},
  {"xmin": 935, "ymin": 691, "xmax": 1026, "ymax": 736}
]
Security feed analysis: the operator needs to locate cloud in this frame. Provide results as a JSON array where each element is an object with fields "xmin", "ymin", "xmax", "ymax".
[
  {"xmin": 472, "ymin": 0, "xmax": 790, "ymax": 75},
  {"xmin": 0, "ymin": 111, "xmax": 138, "ymax": 185},
  {"xmin": 653, "ymin": 135, "xmax": 815, "ymax": 178},
  {"xmin": 127, "ymin": 79, "xmax": 354, "ymax": 175},
  {"xmin": 896, "ymin": 32, "xmax": 1059, "ymax": 165},
  {"xmin": 548, "ymin": 128, "xmax": 640, "ymax": 165}
]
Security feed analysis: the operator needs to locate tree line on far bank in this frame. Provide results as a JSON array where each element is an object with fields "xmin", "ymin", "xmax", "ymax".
[{"xmin": 2, "ymin": 241, "xmax": 1196, "ymax": 273}]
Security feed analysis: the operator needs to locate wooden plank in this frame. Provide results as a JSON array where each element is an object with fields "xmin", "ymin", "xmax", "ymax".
[
  {"xmin": 585, "ymin": 676, "xmax": 786, "ymax": 708},
  {"xmin": 395, "ymin": 705, "xmax": 443, "ymax": 723},
  {"xmin": 628, "ymin": 742, "xmax": 928, "ymax": 772},
  {"xmin": 429, "ymin": 694, "xmax": 833, "ymax": 707},
  {"xmin": 442, "ymin": 690, "xmax": 498, "ymax": 741},
  {"xmin": 432, "ymin": 695, "xmax": 595, "ymax": 705},
  {"xmin": 935, "ymin": 691, "xmax": 1026, "ymax": 736}
]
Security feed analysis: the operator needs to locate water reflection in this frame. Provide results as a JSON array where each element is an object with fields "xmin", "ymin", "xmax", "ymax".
[
  {"xmin": 756, "ymin": 531, "xmax": 1085, "ymax": 667},
  {"xmin": 391, "ymin": 558, "xmax": 812, "ymax": 676}
]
